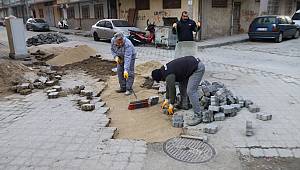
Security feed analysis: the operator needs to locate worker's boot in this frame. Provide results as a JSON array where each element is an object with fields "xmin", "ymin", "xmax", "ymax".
[
  {"xmin": 125, "ymin": 90, "xmax": 132, "ymax": 96},
  {"xmin": 116, "ymin": 88, "xmax": 126, "ymax": 93},
  {"xmin": 186, "ymin": 112, "xmax": 202, "ymax": 126}
]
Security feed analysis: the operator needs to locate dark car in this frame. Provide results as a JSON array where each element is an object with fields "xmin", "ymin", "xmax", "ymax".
[
  {"xmin": 26, "ymin": 18, "xmax": 50, "ymax": 31},
  {"xmin": 248, "ymin": 15, "xmax": 299, "ymax": 43}
]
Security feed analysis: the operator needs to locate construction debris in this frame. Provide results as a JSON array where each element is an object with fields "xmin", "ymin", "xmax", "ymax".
[{"xmin": 26, "ymin": 33, "xmax": 68, "ymax": 47}]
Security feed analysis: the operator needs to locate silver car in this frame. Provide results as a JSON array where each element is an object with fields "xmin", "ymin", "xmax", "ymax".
[{"xmin": 91, "ymin": 19, "xmax": 140, "ymax": 41}]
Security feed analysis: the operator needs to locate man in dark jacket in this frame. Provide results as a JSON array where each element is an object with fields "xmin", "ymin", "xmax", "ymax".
[
  {"xmin": 172, "ymin": 11, "xmax": 201, "ymax": 41},
  {"xmin": 151, "ymin": 56, "xmax": 205, "ymax": 126}
]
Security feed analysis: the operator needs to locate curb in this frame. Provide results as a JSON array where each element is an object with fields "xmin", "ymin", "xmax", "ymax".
[{"xmin": 197, "ymin": 38, "xmax": 249, "ymax": 50}]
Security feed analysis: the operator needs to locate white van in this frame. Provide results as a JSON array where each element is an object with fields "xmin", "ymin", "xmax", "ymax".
[{"xmin": 292, "ymin": 10, "xmax": 300, "ymax": 26}]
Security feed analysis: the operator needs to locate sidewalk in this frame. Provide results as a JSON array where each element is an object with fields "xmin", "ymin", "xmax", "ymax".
[{"xmin": 50, "ymin": 27, "xmax": 91, "ymax": 37}]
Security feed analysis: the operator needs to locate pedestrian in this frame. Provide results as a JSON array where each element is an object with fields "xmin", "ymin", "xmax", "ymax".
[
  {"xmin": 151, "ymin": 56, "xmax": 205, "ymax": 126},
  {"xmin": 111, "ymin": 32, "xmax": 136, "ymax": 95},
  {"xmin": 172, "ymin": 11, "xmax": 201, "ymax": 41}
]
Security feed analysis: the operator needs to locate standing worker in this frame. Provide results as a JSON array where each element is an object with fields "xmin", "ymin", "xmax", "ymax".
[
  {"xmin": 111, "ymin": 32, "xmax": 136, "ymax": 95},
  {"xmin": 151, "ymin": 56, "xmax": 205, "ymax": 126},
  {"xmin": 172, "ymin": 11, "xmax": 201, "ymax": 41}
]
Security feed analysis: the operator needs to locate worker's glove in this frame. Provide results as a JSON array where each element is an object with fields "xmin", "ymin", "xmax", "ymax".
[
  {"xmin": 196, "ymin": 21, "xmax": 201, "ymax": 28},
  {"xmin": 167, "ymin": 104, "xmax": 174, "ymax": 115},
  {"xmin": 123, "ymin": 71, "xmax": 129, "ymax": 79},
  {"xmin": 172, "ymin": 23, "xmax": 177, "ymax": 28},
  {"xmin": 161, "ymin": 99, "xmax": 169, "ymax": 109},
  {"xmin": 115, "ymin": 56, "xmax": 122, "ymax": 64}
]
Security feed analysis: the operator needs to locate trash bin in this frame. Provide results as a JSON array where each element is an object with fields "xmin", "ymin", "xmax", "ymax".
[{"xmin": 5, "ymin": 17, "xmax": 28, "ymax": 59}]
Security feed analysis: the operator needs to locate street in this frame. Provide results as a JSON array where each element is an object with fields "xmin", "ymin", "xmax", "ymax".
[{"xmin": 1, "ymin": 27, "xmax": 300, "ymax": 170}]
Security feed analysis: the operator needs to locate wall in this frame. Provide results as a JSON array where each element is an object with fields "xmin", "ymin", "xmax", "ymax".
[
  {"xmin": 201, "ymin": 0, "xmax": 232, "ymax": 39},
  {"xmin": 117, "ymin": 0, "xmax": 199, "ymax": 29},
  {"xmin": 239, "ymin": 0, "xmax": 260, "ymax": 33}
]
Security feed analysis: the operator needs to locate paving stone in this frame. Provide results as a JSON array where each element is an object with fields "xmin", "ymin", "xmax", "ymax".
[
  {"xmin": 52, "ymin": 86, "xmax": 62, "ymax": 92},
  {"xmin": 33, "ymin": 82, "xmax": 45, "ymax": 89},
  {"xmin": 98, "ymin": 107, "xmax": 110, "ymax": 114},
  {"xmin": 245, "ymin": 100, "xmax": 253, "ymax": 108},
  {"xmin": 256, "ymin": 113, "xmax": 272, "ymax": 121},
  {"xmin": 172, "ymin": 115, "xmax": 184, "ymax": 128},
  {"xmin": 221, "ymin": 105, "xmax": 235, "ymax": 114},
  {"xmin": 19, "ymin": 89, "xmax": 32, "ymax": 95},
  {"xmin": 98, "ymin": 102, "xmax": 106, "ymax": 107},
  {"xmin": 204, "ymin": 124, "xmax": 218, "ymax": 134},
  {"xmin": 214, "ymin": 113, "xmax": 225, "ymax": 121},
  {"xmin": 48, "ymin": 92, "xmax": 59, "ymax": 99},
  {"xmin": 263, "ymin": 148, "xmax": 279, "ymax": 157},
  {"xmin": 81, "ymin": 104, "xmax": 95, "ymax": 111},
  {"xmin": 248, "ymin": 105, "xmax": 260, "ymax": 113},
  {"xmin": 58, "ymin": 91, "xmax": 68, "ymax": 97},
  {"xmin": 54, "ymin": 75, "xmax": 62, "ymax": 80},
  {"xmin": 202, "ymin": 110, "xmax": 214, "ymax": 123},
  {"xmin": 208, "ymin": 105, "xmax": 220, "ymax": 112},
  {"xmin": 292, "ymin": 149, "xmax": 300, "ymax": 158},
  {"xmin": 238, "ymin": 148, "xmax": 250, "ymax": 156},
  {"xmin": 246, "ymin": 121, "xmax": 254, "ymax": 136},
  {"xmin": 250, "ymin": 148, "xmax": 265, "ymax": 157},
  {"xmin": 45, "ymin": 81, "xmax": 56, "ymax": 86},
  {"xmin": 277, "ymin": 149, "xmax": 294, "ymax": 158},
  {"xmin": 78, "ymin": 99, "xmax": 90, "ymax": 106},
  {"xmin": 46, "ymin": 89, "xmax": 57, "ymax": 94},
  {"xmin": 80, "ymin": 90, "xmax": 93, "ymax": 97}
]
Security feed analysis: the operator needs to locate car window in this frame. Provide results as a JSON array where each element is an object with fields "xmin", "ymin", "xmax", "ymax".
[
  {"xmin": 34, "ymin": 19, "xmax": 46, "ymax": 23},
  {"xmin": 97, "ymin": 21, "xmax": 105, "ymax": 27},
  {"xmin": 105, "ymin": 21, "xmax": 113, "ymax": 28},
  {"xmin": 292, "ymin": 13, "xmax": 300, "ymax": 20},
  {"xmin": 285, "ymin": 16, "xmax": 293, "ymax": 24},
  {"xmin": 112, "ymin": 20, "xmax": 130, "ymax": 27},
  {"xmin": 254, "ymin": 17, "xmax": 276, "ymax": 24},
  {"xmin": 278, "ymin": 17, "xmax": 287, "ymax": 24}
]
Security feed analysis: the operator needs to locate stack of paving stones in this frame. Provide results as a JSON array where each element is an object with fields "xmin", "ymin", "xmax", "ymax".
[
  {"xmin": 26, "ymin": 33, "xmax": 68, "ymax": 47},
  {"xmin": 197, "ymin": 80, "xmax": 248, "ymax": 123},
  {"xmin": 11, "ymin": 82, "xmax": 34, "ymax": 95}
]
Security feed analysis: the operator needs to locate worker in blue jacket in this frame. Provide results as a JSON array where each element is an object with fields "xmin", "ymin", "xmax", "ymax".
[
  {"xmin": 172, "ymin": 11, "xmax": 201, "ymax": 41},
  {"xmin": 111, "ymin": 32, "xmax": 136, "ymax": 95}
]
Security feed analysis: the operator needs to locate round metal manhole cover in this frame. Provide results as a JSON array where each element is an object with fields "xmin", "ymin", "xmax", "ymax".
[
  {"xmin": 211, "ymin": 72, "xmax": 238, "ymax": 80},
  {"xmin": 163, "ymin": 137, "xmax": 216, "ymax": 163}
]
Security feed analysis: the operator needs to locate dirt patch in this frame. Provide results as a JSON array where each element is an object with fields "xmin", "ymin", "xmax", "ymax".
[
  {"xmin": 47, "ymin": 45, "xmax": 96, "ymax": 66},
  {"xmin": 135, "ymin": 61, "xmax": 162, "ymax": 77},
  {"xmin": 0, "ymin": 60, "xmax": 33, "ymax": 97},
  {"xmin": 63, "ymin": 57, "xmax": 116, "ymax": 81},
  {"xmin": 102, "ymin": 61, "xmax": 181, "ymax": 143},
  {"xmin": 241, "ymin": 157, "xmax": 300, "ymax": 170}
]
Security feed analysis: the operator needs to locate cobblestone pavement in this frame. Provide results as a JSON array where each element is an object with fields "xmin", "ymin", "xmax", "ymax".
[{"xmin": 0, "ymin": 71, "xmax": 146, "ymax": 170}]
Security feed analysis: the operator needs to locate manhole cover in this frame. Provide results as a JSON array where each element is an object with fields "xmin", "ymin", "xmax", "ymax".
[
  {"xmin": 211, "ymin": 72, "xmax": 238, "ymax": 80},
  {"xmin": 163, "ymin": 137, "xmax": 216, "ymax": 163}
]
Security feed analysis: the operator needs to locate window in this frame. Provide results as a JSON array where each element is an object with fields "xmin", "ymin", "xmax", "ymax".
[
  {"xmin": 212, "ymin": 0, "xmax": 228, "ymax": 8},
  {"xmin": 255, "ymin": 17, "xmax": 276, "ymax": 24},
  {"xmin": 34, "ymin": 19, "xmax": 46, "ymax": 23},
  {"xmin": 278, "ymin": 17, "xmax": 287, "ymax": 24},
  {"xmin": 39, "ymin": 9, "xmax": 44, "ymax": 18},
  {"xmin": 96, "ymin": 21, "xmax": 105, "ymax": 27},
  {"xmin": 105, "ymin": 21, "xmax": 112, "ymax": 28},
  {"xmin": 135, "ymin": 0, "xmax": 150, "ymax": 10},
  {"xmin": 81, "ymin": 5, "xmax": 90, "ymax": 19},
  {"xmin": 94, "ymin": 4, "xmax": 104, "ymax": 19},
  {"xmin": 285, "ymin": 16, "xmax": 293, "ymax": 24},
  {"xmin": 67, "ymin": 6, "xmax": 75, "ymax": 18},
  {"xmin": 292, "ymin": 13, "xmax": 300, "ymax": 20},
  {"xmin": 163, "ymin": 0, "xmax": 181, "ymax": 9},
  {"xmin": 112, "ymin": 20, "xmax": 130, "ymax": 27}
]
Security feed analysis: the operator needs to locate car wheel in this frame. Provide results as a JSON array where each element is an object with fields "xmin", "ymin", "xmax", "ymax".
[
  {"xmin": 93, "ymin": 32, "xmax": 100, "ymax": 41},
  {"xmin": 293, "ymin": 30, "xmax": 299, "ymax": 39},
  {"xmin": 275, "ymin": 32, "xmax": 283, "ymax": 43},
  {"xmin": 249, "ymin": 37, "xmax": 255, "ymax": 42}
]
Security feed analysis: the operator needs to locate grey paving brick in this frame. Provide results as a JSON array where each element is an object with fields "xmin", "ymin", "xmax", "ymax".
[
  {"xmin": 277, "ymin": 149, "xmax": 294, "ymax": 158},
  {"xmin": 238, "ymin": 148, "xmax": 250, "ymax": 156},
  {"xmin": 292, "ymin": 149, "xmax": 300, "ymax": 158},
  {"xmin": 250, "ymin": 148, "xmax": 265, "ymax": 158},
  {"xmin": 263, "ymin": 148, "xmax": 279, "ymax": 157}
]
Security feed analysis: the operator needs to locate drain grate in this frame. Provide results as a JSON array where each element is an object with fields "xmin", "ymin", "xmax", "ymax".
[{"xmin": 163, "ymin": 137, "xmax": 216, "ymax": 163}]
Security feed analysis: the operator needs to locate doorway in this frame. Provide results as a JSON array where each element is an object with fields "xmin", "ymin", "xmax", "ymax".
[{"xmin": 233, "ymin": 2, "xmax": 241, "ymax": 34}]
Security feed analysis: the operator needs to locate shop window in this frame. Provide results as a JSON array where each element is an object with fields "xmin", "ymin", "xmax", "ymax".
[
  {"xmin": 212, "ymin": 0, "xmax": 228, "ymax": 8},
  {"xmin": 163, "ymin": 0, "xmax": 181, "ymax": 9},
  {"xmin": 135, "ymin": 0, "xmax": 150, "ymax": 10},
  {"xmin": 94, "ymin": 4, "xmax": 104, "ymax": 19},
  {"xmin": 67, "ymin": 6, "xmax": 75, "ymax": 18},
  {"xmin": 82, "ymin": 5, "xmax": 90, "ymax": 19}
]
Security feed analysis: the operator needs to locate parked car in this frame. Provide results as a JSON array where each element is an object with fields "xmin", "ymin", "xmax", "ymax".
[
  {"xmin": 91, "ymin": 19, "xmax": 140, "ymax": 41},
  {"xmin": 26, "ymin": 18, "xmax": 50, "ymax": 31},
  {"xmin": 248, "ymin": 15, "xmax": 299, "ymax": 43},
  {"xmin": 292, "ymin": 10, "xmax": 300, "ymax": 26}
]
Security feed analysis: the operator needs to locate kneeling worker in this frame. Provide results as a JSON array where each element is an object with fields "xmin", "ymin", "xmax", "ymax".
[{"xmin": 151, "ymin": 56, "xmax": 205, "ymax": 126}]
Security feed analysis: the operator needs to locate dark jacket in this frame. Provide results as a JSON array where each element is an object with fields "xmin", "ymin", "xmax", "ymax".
[
  {"xmin": 172, "ymin": 18, "xmax": 199, "ymax": 41},
  {"xmin": 160, "ymin": 56, "xmax": 199, "ymax": 82}
]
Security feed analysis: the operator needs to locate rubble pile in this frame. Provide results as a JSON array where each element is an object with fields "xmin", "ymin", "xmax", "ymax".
[{"xmin": 26, "ymin": 33, "xmax": 68, "ymax": 47}]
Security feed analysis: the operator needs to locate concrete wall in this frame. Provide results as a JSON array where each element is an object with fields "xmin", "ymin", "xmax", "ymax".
[
  {"xmin": 118, "ymin": 0, "xmax": 199, "ymax": 29},
  {"xmin": 239, "ymin": 0, "xmax": 260, "ymax": 33}
]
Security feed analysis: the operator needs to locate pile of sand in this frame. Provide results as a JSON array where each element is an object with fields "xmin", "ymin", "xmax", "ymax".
[
  {"xmin": 0, "ymin": 60, "xmax": 32, "ymax": 96},
  {"xmin": 135, "ymin": 61, "xmax": 162, "ymax": 77},
  {"xmin": 47, "ymin": 45, "xmax": 96, "ymax": 66}
]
